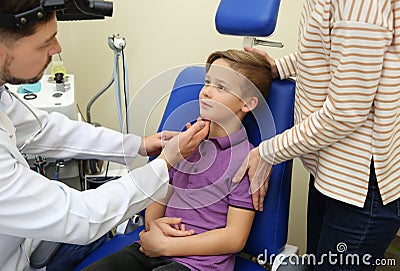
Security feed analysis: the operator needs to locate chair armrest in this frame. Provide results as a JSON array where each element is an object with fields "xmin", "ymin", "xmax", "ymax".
[{"xmin": 30, "ymin": 241, "xmax": 62, "ymax": 269}]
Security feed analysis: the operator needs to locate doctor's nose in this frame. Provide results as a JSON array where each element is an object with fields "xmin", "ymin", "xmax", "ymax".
[{"xmin": 48, "ymin": 38, "xmax": 62, "ymax": 57}]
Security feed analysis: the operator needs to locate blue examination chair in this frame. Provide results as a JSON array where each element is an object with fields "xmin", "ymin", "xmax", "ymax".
[{"xmin": 74, "ymin": 0, "xmax": 300, "ymax": 270}]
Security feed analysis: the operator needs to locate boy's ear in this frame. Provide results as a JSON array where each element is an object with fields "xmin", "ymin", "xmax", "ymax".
[{"xmin": 242, "ymin": 97, "xmax": 258, "ymax": 113}]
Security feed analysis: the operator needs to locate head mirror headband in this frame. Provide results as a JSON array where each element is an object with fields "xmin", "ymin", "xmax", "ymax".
[
  {"xmin": 0, "ymin": 0, "xmax": 113, "ymax": 29},
  {"xmin": 0, "ymin": 0, "xmax": 66, "ymax": 29}
]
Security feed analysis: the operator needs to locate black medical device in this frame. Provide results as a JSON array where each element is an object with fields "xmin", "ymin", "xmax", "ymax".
[{"xmin": 0, "ymin": 0, "xmax": 113, "ymax": 29}]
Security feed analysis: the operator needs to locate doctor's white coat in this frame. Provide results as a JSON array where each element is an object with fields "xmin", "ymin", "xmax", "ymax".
[{"xmin": 0, "ymin": 88, "xmax": 169, "ymax": 270}]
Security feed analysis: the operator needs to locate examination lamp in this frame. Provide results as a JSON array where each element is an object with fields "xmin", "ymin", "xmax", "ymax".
[{"xmin": 0, "ymin": 0, "xmax": 113, "ymax": 29}]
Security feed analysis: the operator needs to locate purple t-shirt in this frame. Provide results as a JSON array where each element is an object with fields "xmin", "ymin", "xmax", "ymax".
[{"xmin": 165, "ymin": 127, "xmax": 255, "ymax": 271}]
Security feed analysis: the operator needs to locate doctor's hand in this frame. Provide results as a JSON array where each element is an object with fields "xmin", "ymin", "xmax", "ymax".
[
  {"xmin": 139, "ymin": 131, "xmax": 178, "ymax": 157},
  {"xmin": 159, "ymin": 119, "xmax": 210, "ymax": 169},
  {"xmin": 232, "ymin": 147, "xmax": 272, "ymax": 211},
  {"xmin": 244, "ymin": 46, "xmax": 279, "ymax": 79}
]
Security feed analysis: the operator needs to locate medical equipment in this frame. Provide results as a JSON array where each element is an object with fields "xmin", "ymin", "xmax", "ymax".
[
  {"xmin": 57, "ymin": 0, "xmax": 113, "ymax": 21},
  {"xmin": 0, "ymin": 0, "xmax": 113, "ymax": 28},
  {"xmin": 86, "ymin": 34, "xmax": 131, "ymax": 134},
  {"xmin": 80, "ymin": 33, "xmax": 130, "ymax": 179},
  {"xmin": 7, "ymin": 73, "xmax": 77, "ymax": 120},
  {"xmin": 5, "ymin": 58, "xmax": 76, "ymax": 149}
]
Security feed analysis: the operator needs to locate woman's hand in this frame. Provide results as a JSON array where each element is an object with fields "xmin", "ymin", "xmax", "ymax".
[
  {"xmin": 232, "ymin": 147, "xmax": 272, "ymax": 211},
  {"xmin": 244, "ymin": 46, "xmax": 279, "ymax": 79}
]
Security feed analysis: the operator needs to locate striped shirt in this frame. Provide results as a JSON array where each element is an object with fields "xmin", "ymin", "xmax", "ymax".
[{"xmin": 260, "ymin": 0, "xmax": 400, "ymax": 207}]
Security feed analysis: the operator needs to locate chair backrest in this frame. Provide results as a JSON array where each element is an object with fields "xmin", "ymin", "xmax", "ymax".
[
  {"xmin": 215, "ymin": 0, "xmax": 281, "ymax": 37},
  {"xmin": 214, "ymin": 1, "xmax": 296, "ymax": 267},
  {"xmin": 156, "ymin": 65, "xmax": 296, "ymax": 264}
]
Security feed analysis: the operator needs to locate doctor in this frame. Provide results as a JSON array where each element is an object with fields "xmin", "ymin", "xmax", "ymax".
[{"xmin": 0, "ymin": 0, "xmax": 209, "ymax": 270}]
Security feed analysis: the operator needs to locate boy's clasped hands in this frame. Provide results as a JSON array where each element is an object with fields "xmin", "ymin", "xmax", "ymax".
[{"xmin": 139, "ymin": 217, "xmax": 194, "ymax": 257}]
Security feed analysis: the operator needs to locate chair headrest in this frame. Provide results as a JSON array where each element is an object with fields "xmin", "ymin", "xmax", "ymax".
[{"xmin": 215, "ymin": 0, "xmax": 281, "ymax": 37}]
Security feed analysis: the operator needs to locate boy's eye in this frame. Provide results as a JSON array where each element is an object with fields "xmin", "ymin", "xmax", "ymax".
[
  {"xmin": 203, "ymin": 79, "xmax": 229, "ymax": 93},
  {"xmin": 217, "ymin": 84, "xmax": 227, "ymax": 91}
]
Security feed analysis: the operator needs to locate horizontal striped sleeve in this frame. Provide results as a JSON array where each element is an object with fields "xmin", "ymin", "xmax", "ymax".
[
  {"xmin": 260, "ymin": 20, "xmax": 393, "ymax": 165},
  {"xmin": 276, "ymin": 53, "xmax": 298, "ymax": 79},
  {"xmin": 260, "ymin": 0, "xmax": 400, "ymax": 206}
]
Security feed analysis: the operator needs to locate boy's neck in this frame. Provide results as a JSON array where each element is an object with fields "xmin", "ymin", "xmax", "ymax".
[{"xmin": 208, "ymin": 119, "xmax": 243, "ymax": 138}]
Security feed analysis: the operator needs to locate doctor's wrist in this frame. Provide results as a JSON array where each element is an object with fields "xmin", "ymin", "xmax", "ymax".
[{"xmin": 158, "ymin": 153, "xmax": 173, "ymax": 170}]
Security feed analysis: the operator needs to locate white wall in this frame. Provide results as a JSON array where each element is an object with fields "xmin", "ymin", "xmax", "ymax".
[{"xmin": 57, "ymin": 0, "xmax": 308, "ymax": 254}]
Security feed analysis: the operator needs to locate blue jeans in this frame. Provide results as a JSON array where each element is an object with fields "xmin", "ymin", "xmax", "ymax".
[
  {"xmin": 46, "ymin": 233, "xmax": 109, "ymax": 271},
  {"xmin": 307, "ymin": 161, "xmax": 400, "ymax": 270}
]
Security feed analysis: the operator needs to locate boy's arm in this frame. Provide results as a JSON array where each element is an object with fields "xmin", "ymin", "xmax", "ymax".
[
  {"xmin": 140, "ymin": 206, "xmax": 255, "ymax": 257},
  {"xmin": 144, "ymin": 186, "xmax": 193, "ymax": 237},
  {"xmin": 144, "ymin": 202, "xmax": 167, "ymax": 231},
  {"xmin": 144, "ymin": 185, "xmax": 174, "ymax": 230}
]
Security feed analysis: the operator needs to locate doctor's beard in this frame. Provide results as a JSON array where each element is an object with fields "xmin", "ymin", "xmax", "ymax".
[{"xmin": 0, "ymin": 54, "xmax": 51, "ymax": 85}]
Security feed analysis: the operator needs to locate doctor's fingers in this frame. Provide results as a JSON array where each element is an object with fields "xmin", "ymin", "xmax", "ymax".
[
  {"xmin": 179, "ymin": 120, "xmax": 210, "ymax": 156},
  {"xmin": 159, "ymin": 121, "xmax": 209, "ymax": 168},
  {"xmin": 185, "ymin": 117, "xmax": 203, "ymax": 130},
  {"xmin": 185, "ymin": 119, "xmax": 210, "ymax": 141},
  {"xmin": 160, "ymin": 130, "xmax": 179, "ymax": 142}
]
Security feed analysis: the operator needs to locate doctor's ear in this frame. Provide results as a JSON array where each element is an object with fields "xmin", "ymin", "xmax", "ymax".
[{"xmin": 242, "ymin": 96, "xmax": 258, "ymax": 113}]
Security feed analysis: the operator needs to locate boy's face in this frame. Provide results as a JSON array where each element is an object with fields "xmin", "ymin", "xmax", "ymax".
[{"xmin": 199, "ymin": 58, "xmax": 248, "ymax": 123}]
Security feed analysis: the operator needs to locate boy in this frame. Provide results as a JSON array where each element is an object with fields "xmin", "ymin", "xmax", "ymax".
[{"xmin": 83, "ymin": 49, "xmax": 272, "ymax": 271}]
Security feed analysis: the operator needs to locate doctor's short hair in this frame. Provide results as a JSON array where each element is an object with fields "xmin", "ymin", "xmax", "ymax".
[
  {"xmin": 0, "ymin": 0, "xmax": 53, "ymax": 42},
  {"xmin": 205, "ymin": 49, "xmax": 272, "ymax": 101}
]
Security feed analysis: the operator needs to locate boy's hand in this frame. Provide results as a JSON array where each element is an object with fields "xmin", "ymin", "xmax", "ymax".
[
  {"xmin": 153, "ymin": 217, "xmax": 194, "ymax": 237},
  {"xmin": 232, "ymin": 147, "xmax": 272, "ymax": 211},
  {"xmin": 139, "ymin": 217, "xmax": 194, "ymax": 257},
  {"xmin": 139, "ymin": 220, "xmax": 166, "ymax": 258}
]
